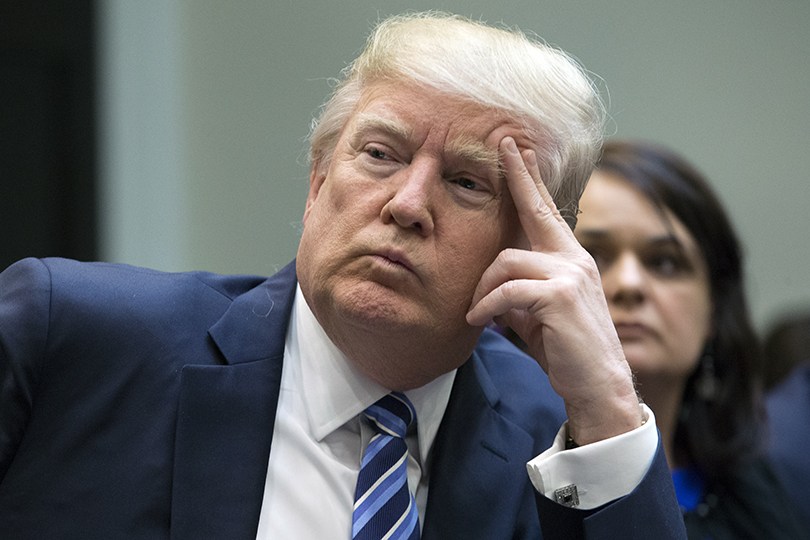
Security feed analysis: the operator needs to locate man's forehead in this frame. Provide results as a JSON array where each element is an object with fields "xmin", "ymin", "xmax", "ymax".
[{"xmin": 350, "ymin": 110, "xmax": 504, "ymax": 175}]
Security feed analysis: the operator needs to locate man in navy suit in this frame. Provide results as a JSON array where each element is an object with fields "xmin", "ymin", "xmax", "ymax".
[{"xmin": 0, "ymin": 12, "xmax": 686, "ymax": 539}]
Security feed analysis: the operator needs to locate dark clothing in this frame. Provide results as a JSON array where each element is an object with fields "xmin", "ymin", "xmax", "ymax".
[
  {"xmin": 766, "ymin": 361, "xmax": 810, "ymax": 532},
  {"xmin": 0, "ymin": 257, "xmax": 687, "ymax": 539},
  {"xmin": 682, "ymin": 458, "xmax": 808, "ymax": 539}
]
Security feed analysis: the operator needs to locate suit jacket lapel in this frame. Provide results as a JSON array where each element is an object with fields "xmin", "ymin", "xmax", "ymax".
[
  {"xmin": 422, "ymin": 352, "xmax": 538, "ymax": 539},
  {"xmin": 168, "ymin": 262, "xmax": 541, "ymax": 538},
  {"xmin": 170, "ymin": 263, "xmax": 297, "ymax": 540}
]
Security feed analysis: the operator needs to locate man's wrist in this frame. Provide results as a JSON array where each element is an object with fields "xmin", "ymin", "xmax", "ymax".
[{"xmin": 566, "ymin": 399, "xmax": 646, "ymax": 447}]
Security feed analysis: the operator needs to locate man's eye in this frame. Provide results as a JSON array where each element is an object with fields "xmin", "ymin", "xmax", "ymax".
[
  {"xmin": 454, "ymin": 178, "xmax": 477, "ymax": 190},
  {"xmin": 367, "ymin": 147, "xmax": 389, "ymax": 160}
]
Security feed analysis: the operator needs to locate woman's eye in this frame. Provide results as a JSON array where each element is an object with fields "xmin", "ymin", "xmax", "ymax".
[
  {"xmin": 648, "ymin": 254, "xmax": 687, "ymax": 276},
  {"xmin": 653, "ymin": 257, "xmax": 675, "ymax": 274}
]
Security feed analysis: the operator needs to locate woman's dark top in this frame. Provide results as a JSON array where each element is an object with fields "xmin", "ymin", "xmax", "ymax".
[{"xmin": 677, "ymin": 458, "xmax": 808, "ymax": 539}]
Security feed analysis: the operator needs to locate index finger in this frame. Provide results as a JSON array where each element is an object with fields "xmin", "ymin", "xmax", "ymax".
[{"xmin": 500, "ymin": 137, "xmax": 574, "ymax": 251}]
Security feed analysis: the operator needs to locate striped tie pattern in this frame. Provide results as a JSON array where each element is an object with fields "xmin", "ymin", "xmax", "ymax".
[{"xmin": 352, "ymin": 392, "xmax": 420, "ymax": 540}]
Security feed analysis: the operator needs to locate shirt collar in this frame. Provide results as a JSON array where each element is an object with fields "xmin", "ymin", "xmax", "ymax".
[{"xmin": 291, "ymin": 285, "xmax": 455, "ymax": 465}]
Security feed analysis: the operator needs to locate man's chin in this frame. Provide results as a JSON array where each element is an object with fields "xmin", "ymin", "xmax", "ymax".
[{"xmin": 330, "ymin": 281, "xmax": 425, "ymax": 328}]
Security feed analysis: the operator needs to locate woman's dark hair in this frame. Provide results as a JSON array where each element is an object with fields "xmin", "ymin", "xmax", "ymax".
[{"xmin": 595, "ymin": 140, "xmax": 764, "ymax": 482}]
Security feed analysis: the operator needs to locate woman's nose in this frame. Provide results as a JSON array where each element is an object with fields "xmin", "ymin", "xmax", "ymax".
[{"xmin": 604, "ymin": 253, "xmax": 647, "ymax": 306}]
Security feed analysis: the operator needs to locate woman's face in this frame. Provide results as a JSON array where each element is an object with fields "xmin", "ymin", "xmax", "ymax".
[{"xmin": 575, "ymin": 171, "xmax": 713, "ymax": 382}]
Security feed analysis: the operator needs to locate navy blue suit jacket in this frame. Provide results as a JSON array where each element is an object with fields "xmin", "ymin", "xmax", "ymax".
[{"xmin": 0, "ymin": 258, "xmax": 685, "ymax": 539}]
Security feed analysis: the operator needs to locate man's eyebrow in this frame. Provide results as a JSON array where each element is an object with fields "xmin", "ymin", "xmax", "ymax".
[
  {"xmin": 351, "ymin": 113, "xmax": 412, "ymax": 141},
  {"xmin": 447, "ymin": 135, "xmax": 502, "ymax": 177}
]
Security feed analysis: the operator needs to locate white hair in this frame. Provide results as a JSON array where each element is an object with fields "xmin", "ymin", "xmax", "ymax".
[{"xmin": 308, "ymin": 11, "xmax": 605, "ymax": 227}]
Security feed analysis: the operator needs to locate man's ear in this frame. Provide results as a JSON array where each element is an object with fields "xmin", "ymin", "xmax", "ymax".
[{"xmin": 303, "ymin": 161, "xmax": 327, "ymax": 224}]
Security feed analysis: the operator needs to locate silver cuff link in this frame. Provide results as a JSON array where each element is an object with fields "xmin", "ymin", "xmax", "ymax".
[{"xmin": 554, "ymin": 484, "xmax": 580, "ymax": 508}]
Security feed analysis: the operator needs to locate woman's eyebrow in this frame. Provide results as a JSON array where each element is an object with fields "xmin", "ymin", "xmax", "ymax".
[
  {"xmin": 648, "ymin": 235, "xmax": 684, "ymax": 250},
  {"xmin": 575, "ymin": 229, "xmax": 610, "ymax": 241}
]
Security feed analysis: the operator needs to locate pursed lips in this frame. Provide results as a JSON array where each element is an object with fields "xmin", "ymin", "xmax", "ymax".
[{"xmin": 371, "ymin": 248, "xmax": 416, "ymax": 274}]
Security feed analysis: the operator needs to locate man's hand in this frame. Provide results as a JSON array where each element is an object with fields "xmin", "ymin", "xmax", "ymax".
[{"xmin": 466, "ymin": 137, "xmax": 643, "ymax": 445}]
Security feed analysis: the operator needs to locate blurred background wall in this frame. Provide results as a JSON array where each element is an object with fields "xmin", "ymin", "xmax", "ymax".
[{"xmin": 3, "ymin": 0, "xmax": 809, "ymax": 333}]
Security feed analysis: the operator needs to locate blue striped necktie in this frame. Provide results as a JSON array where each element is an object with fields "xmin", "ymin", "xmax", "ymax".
[{"xmin": 352, "ymin": 392, "xmax": 420, "ymax": 540}]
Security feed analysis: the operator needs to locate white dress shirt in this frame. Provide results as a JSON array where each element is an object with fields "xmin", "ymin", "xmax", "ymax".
[{"xmin": 255, "ymin": 287, "xmax": 658, "ymax": 538}]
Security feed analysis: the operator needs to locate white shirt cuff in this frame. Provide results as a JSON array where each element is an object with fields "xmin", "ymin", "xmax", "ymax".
[{"xmin": 526, "ymin": 404, "xmax": 658, "ymax": 510}]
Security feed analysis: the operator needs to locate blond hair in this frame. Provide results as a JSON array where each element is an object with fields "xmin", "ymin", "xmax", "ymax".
[{"xmin": 308, "ymin": 11, "xmax": 605, "ymax": 227}]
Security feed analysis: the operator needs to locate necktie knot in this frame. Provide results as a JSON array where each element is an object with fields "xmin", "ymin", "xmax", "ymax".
[{"xmin": 363, "ymin": 392, "xmax": 415, "ymax": 440}]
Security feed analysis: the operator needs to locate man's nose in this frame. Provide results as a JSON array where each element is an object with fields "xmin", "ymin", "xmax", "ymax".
[
  {"xmin": 604, "ymin": 253, "xmax": 647, "ymax": 306},
  {"xmin": 380, "ymin": 160, "xmax": 437, "ymax": 235}
]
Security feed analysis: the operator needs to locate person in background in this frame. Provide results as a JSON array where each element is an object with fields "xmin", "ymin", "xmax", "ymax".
[
  {"xmin": 763, "ymin": 311, "xmax": 810, "ymax": 390},
  {"xmin": 574, "ymin": 140, "xmax": 807, "ymax": 538},
  {"xmin": 765, "ymin": 311, "xmax": 810, "ymax": 528},
  {"xmin": 0, "ymin": 13, "xmax": 684, "ymax": 540}
]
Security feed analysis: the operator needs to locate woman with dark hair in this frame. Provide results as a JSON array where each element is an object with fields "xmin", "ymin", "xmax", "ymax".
[{"xmin": 574, "ymin": 140, "xmax": 806, "ymax": 538}]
